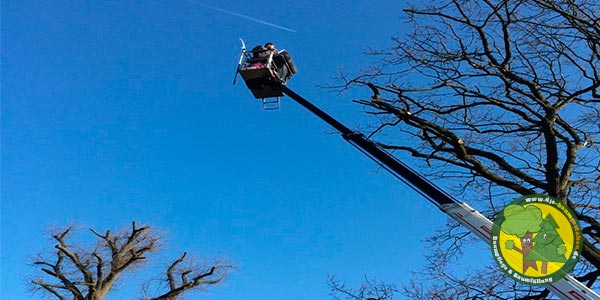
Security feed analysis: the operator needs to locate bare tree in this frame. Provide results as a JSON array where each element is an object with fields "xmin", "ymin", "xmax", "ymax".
[
  {"xmin": 328, "ymin": 275, "xmax": 397, "ymax": 300},
  {"xmin": 330, "ymin": 0, "xmax": 599, "ymax": 298},
  {"xmin": 29, "ymin": 222, "xmax": 230, "ymax": 300}
]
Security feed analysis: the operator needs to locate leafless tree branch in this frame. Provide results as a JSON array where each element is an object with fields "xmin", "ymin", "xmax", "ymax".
[
  {"xmin": 329, "ymin": 0, "xmax": 600, "ymax": 298},
  {"xmin": 30, "ymin": 222, "xmax": 229, "ymax": 300}
]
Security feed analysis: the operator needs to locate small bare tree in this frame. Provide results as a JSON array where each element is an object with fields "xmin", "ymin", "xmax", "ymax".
[
  {"xmin": 328, "ymin": 275, "xmax": 397, "ymax": 300},
  {"xmin": 330, "ymin": 0, "xmax": 599, "ymax": 298},
  {"xmin": 30, "ymin": 221, "xmax": 230, "ymax": 300}
]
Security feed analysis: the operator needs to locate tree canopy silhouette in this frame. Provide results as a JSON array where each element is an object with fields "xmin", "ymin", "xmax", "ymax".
[
  {"xmin": 330, "ymin": 0, "xmax": 599, "ymax": 298},
  {"xmin": 29, "ymin": 222, "xmax": 231, "ymax": 300}
]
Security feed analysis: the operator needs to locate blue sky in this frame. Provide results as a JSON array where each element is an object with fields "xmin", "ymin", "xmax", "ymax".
[{"xmin": 2, "ymin": 1, "xmax": 487, "ymax": 299}]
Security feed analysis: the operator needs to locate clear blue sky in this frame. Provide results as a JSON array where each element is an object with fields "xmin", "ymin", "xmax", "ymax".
[{"xmin": 2, "ymin": 1, "xmax": 488, "ymax": 300}]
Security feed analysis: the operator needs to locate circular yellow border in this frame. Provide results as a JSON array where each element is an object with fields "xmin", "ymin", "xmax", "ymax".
[
  {"xmin": 498, "ymin": 203, "xmax": 574, "ymax": 277},
  {"xmin": 490, "ymin": 194, "xmax": 583, "ymax": 286}
]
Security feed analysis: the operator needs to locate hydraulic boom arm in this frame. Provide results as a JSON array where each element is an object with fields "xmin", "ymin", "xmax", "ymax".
[{"xmin": 278, "ymin": 85, "xmax": 600, "ymax": 300}]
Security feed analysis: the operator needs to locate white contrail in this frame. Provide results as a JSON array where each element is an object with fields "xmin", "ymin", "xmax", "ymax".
[{"xmin": 186, "ymin": 0, "xmax": 297, "ymax": 33}]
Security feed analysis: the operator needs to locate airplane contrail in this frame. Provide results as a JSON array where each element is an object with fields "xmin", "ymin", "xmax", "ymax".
[{"xmin": 185, "ymin": 0, "xmax": 297, "ymax": 33}]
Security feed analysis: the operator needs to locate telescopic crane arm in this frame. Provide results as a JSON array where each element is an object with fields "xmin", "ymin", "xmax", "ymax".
[
  {"xmin": 277, "ymin": 85, "xmax": 600, "ymax": 300},
  {"xmin": 233, "ymin": 41, "xmax": 599, "ymax": 298}
]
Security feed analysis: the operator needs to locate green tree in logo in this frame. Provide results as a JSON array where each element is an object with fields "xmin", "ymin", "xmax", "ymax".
[
  {"xmin": 524, "ymin": 213, "xmax": 567, "ymax": 274},
  {"xmin": 500, "ymin": 205, "xmax": 543, "ymax": 273}
]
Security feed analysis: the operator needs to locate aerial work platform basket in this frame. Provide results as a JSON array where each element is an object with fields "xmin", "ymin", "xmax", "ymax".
[{"xmin": 233, "ymin": 39, "xmax": 297, "ymax": 110}]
